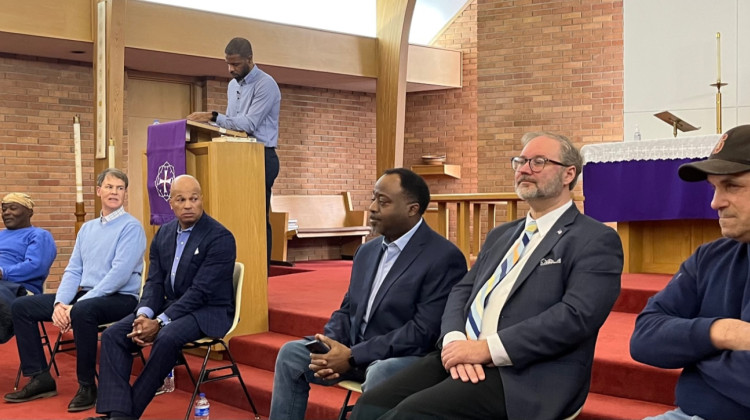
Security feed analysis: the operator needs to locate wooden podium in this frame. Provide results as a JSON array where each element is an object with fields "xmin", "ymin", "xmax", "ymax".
[{"xmin": 143, "ymin": 121, "xmax": 268, "ymax": 339}]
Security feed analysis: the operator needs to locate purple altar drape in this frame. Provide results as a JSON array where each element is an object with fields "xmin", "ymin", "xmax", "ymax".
[
  {"xmin": 146, "ymin": 120, "xmax": 187, "ymax": 225},
  {"xmin": 583, "ymin": 158, "xmax": 717, "ymax": 223}
]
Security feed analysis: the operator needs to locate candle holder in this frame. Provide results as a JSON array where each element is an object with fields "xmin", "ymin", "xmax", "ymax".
[{"xmin": 710, "ymin": 81, "xmax": 728, "ymax": 134}]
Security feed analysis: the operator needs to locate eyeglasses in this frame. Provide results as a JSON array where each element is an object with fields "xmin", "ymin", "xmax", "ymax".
[{"xmin": 510, "ymin": 156, "xmax": 567, "ymax": 173}]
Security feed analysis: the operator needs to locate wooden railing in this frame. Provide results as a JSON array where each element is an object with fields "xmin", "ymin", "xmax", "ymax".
[
  {"xmin": 429, "ymin": 193, "xmax": 523, "ymax": 266},
  {"xmin": 429, "ymin": 193, "xmax": 583, "ymax": 266}
]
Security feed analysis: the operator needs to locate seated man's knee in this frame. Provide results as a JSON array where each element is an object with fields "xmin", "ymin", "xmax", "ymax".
[
  {"xmin": 10, "ymin": 295, "xmax": 34, "ymax": 319},
  {"xmin": 275, "ymin": 340, "xmax": 308, "ymax": 371},
  {"xmin": 362, "ymin": 356, "xmax": 419, "ymax": 392}
]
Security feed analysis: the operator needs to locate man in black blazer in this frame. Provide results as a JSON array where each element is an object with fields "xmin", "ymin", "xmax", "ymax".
[
  {"xmin": 91, "ymin": 175, "xmax": 236, "ymax": 420},
  {"xmin": 352, "ymin": 133, "xmax": 623, "ymax": 420},
  {"xmin": 269, "ymin": 168, "xmax": 467, "ymax": 420}
]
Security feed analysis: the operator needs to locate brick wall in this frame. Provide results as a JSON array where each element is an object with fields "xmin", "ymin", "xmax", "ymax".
[
  {"xmin": 0, "ymin": 54, "xmax": 97, "ymax": 290},
  {"xmin": 0, "ymin": 0, "xmax": 625, "ymax": 266},
  {"xmin": 206, "ymin": 80, "xmax": 378, "ymax": 261},
  {"xmin": 477, "ymin": 0, "xmax": 623, "ymax": 197},
  {"xmin": 405, "ymin": 0, "xmax": 478, "ymax": 196},
  {"xmin": 404, "ymin": 1, "xmax": 479, "ymax": 243}
]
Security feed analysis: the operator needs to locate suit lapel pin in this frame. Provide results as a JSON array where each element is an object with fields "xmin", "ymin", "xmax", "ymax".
[
  {"xmin": 557, "ymin": 229, "xmax": 562, "ymax": 235},
  {"xmin": 194, "ymin": 248, "xmax": 199, "ymax": 255}
]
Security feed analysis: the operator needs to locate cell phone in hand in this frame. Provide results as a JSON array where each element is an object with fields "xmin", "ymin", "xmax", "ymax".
[{"xmin": 304, "ymin": 339, "xmax": 330, "ymax": 354}]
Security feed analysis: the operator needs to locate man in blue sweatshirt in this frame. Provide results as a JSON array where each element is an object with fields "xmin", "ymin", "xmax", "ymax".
[
  {"xmin": 0, "ymin": 192, "xmax": 57, "ymax": 343},
  {"xmin": 4, "ymin": 168, "xmax": 146, "ymax": 414},
  {"xmin": 630, "ymin": 125, "xmax": 750, "ymax": 420}
]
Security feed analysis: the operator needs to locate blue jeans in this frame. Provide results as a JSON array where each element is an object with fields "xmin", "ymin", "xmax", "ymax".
[
  {"xmin": 644, "ymin": 408, "xmax": 705, "ymax": 420},
  {"xmin": 268, "ymin": 339, "xmax": 420, "ymax": 420}
]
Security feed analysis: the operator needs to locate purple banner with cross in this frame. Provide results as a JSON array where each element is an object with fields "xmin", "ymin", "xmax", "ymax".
[{"xmin": 147, "ymin": 120, "xmax": 187, "ymax": 225}]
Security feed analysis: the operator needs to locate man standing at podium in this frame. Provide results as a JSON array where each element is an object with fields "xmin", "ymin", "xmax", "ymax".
[{"xmin": 187, "ymin": 36, "xmax": 281, "ymax": 268}]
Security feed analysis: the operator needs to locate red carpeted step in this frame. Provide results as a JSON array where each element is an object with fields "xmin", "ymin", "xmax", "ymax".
[
  {"xmin": 612, "ymin": 273, "xmax": 672, "ymax": 314},
  {"xmin": 174, "ymin": 353, "xmax": 354, "ymax": 419},
  {"xmin": 580, "ymin": 392, "xmax": 675, "ymax": 420},
  {"xmin": 230, "ymin": 331, "xmax": 300, "ymax": 371},
  {"xmin": 268, "ymin": 263, "xmax": 351, "ymax": 337},
  {"xmin": 591, "ymin": 311, "xmax": 680, "ymax": 405}
]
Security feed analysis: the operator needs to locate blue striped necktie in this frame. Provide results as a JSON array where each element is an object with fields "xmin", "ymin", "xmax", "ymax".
[{"xmin": 465, "ymin": 220, "xmax": 538, "ymax": 340}]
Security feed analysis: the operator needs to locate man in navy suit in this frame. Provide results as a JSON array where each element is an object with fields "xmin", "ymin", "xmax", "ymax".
[
  {"xmin": 90, "ymin": 175, "xmax": 236, "ymax": 420},
  {"xmin": 269, "ymin": 168, "xmax": 467, "ymax": 420},
  {"xmin": 352, "ymin": 132, "xmax": 623, "ymax": 420}
]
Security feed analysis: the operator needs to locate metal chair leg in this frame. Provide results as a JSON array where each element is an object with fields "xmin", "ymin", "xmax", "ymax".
[
  {"xmin": 17, "ymin": 322, "xmax": 60, "ymax": 390},
  {"xmin": 183, "ymin": 346, "xmax": 214, "ymax": 420},
  {"xmin": 222, "ymin": 343, "xmax": 260, "ymax": 419},
  {"xmin": 337, "ymin": 390, "xmax": 354, "ymax": 420}
]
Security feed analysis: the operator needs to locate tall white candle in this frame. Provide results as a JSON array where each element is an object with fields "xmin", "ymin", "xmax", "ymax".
[
  {"xmin": 716, "ymin": 32, "xmax": 721, "ymax": 83},
  {"xmin": 73, "ymin": 116, "xmax": 83, "ymax": 202},
  {"xmin": 108, "ymin": 138, "xmax": 115, "ymax": 168}
]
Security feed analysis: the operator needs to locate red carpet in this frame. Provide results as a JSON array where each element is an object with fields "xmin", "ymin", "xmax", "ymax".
[
  {"xmin": 236, "ymin": 262, "xmax": 679, "ymax": 419},
  {"xmin": 0, "ymin": 337, "xmax": 263, "ymax": 419},
  {"xmin": 0, "ymin": 263, "xmax": 679, "ymax": 419}
]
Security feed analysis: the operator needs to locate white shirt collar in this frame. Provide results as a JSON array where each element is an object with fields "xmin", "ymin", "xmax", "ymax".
[
  {"xmin": 526, "ymin": 200, "xmax": 573, "ymax": 237},
  {"xmin": 381, "ymin": 218, "xmax": 423, "ymax": 252},
  {"xmin": 100, "ymin": 207, "xmax": 126, "ymax": 224}
]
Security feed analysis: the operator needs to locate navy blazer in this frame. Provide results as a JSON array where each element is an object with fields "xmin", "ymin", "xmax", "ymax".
[
  {"xmin": 324, "ymin": 221, "xmax": 467, "ymax": 366},
  {"xmin": 441, "ymin": 205, "xmax": 623, "ymax": 420},
  {"xmin": 137, "ymin": 212, "xmax": 236, "ymax": 338}
]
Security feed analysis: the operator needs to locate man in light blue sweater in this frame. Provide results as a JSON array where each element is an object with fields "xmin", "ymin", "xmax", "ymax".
[{"xmin": 4, "ymin": 168, "xmax": 146, "ymax": 414}]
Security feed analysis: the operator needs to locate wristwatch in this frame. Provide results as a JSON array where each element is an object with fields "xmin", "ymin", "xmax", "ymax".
[
  {"xmin": 348, "ymin": 355, "xmax": 357, "ymax": 368},
  {"xmin": 210, "ymin": 111, "xmax": 218, "ymax": 122},
  {"xmin": 156, "ymin": 317, "xmax": 166, "ymax": 329}
]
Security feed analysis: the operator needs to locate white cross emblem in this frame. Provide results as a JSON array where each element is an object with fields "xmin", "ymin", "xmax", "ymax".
[{"xmin": 154, "ymin": 162, "xmax": 175, "ymax": 202}]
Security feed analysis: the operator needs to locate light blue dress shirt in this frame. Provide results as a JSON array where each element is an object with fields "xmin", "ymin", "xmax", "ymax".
[{"xmin": 216, "ymin": 65, "xmax": 281, "ymax": 147}]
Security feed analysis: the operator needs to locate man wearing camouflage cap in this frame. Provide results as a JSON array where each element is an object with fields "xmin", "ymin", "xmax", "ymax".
[
  {"xmin": 631, "ymin": 124, "xmax": 750, "ymax": 420},
  {"xmin": 0, "ymin": 193, "xmax": 56, "ymax": 343}
]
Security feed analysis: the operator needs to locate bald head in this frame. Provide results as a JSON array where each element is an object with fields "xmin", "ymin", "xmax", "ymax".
[{"xmin": 169, "ymin": 175, "xmax": 203, "ymax": 229}]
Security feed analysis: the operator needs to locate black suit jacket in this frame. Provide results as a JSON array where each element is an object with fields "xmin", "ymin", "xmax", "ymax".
[
  {"xmin": 324, "ymin": 221, "xmax": 467, "ymax": 366},
  {"xmin": 441, "ymin": 205, "xmax": 623, "ymax": 420},
  {"xmin": 137, "ymin": 212, "xmax": 236, "ymax": 338}
]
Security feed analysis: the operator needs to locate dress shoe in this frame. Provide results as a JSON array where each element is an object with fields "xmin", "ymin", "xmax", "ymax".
[
  {"xmin": 68, "ymin": 384, "xmax": 97, "ymax": 412},
  {"xmin": 4, "ymin": 370, "xmax": 57, "ymax": 402}
]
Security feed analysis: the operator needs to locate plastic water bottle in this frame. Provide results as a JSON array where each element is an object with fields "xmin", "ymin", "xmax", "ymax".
[
  {"xmin": 163, "ymin": 369, "xmax": 175, "ymax": 393},
  {"xmin": 193, "ymin": 393, "xmax": 210, "ymax": 420},
  {"xmin": 633, "ymin": 125, "xmax": 642, "ymax": 141}
]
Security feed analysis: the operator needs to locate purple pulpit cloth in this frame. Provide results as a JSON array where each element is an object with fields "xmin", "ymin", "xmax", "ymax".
[
  {"xmin": 583, "ymin": 158, "xmax": 717, "ymax": 223},
  {"xmin": 146, "ymin": 120, "xmax": 187, "ymax": 225}
]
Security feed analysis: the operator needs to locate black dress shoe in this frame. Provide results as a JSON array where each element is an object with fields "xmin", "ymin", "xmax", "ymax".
[
  {"xmin": 4, "ymin": 370, "xmax": 57, "ymax": 402},
  {"xmin": 68, "ymin": 384, "xmax": 97, "ymax": 412}
]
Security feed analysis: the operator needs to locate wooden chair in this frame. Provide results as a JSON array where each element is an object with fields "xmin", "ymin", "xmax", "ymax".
[
  {"xmin": 176, "ymin": 262, "xmax": 260, "ymax": 420},
  {"xmin": 336, "ymin": 380, "xmax": 362, "ymax": 420}
]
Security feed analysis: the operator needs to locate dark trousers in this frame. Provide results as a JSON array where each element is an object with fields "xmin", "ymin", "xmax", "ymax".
[
  {"xmin": 0, "ymin": 281, "xmax": 26, "ymax": 343},
  {"xmin": 265, "ymin": 147, "xmax": 280, "ymax": 269},
  {"xmin": 96, "ymin": 313, "xmax": 203, "ymax": 418},
  {"xmin": 351, "ymin": 351, "xmax": 507, "ymax": 420},
  {"xmin": 11, "ymin": 292, "xmax": 137, "ymax": 386}
]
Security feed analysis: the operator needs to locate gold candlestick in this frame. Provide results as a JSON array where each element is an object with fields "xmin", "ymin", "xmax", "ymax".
[{"xmin": 710, "ymin": 82, "xmax": 727, "ymax": 134}]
